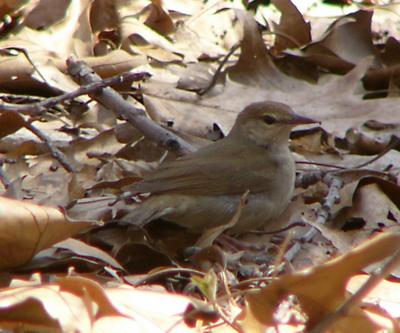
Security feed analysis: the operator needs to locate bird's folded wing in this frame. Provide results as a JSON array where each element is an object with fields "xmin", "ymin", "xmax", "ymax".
[{"xmin": 125, "ymin": 140, "xmax": 278, "ymax": 196}]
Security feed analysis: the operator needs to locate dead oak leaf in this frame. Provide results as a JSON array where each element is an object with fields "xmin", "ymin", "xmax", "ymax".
[
  {"xmin": 0, "ymin": 197, "xmax": 95, "ymax": 269},
  {"xmin": 239, "ymin": 232, "xmax": 400, "ymax": 332}
]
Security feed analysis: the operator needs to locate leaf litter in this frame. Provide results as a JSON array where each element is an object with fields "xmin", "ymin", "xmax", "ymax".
[{"xmin": 0, "ymin": 0, "xmax": 399, "ymax": 332}]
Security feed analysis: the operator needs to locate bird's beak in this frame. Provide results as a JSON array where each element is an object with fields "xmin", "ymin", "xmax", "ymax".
[{"xmin": 286, "ymin": 114, "xmax": 319, "ymax": 125}]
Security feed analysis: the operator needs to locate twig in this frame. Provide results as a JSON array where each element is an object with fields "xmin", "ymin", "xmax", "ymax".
[
  {"xmin": 272, "ymin": 230, "xmax": 294, "ymax": 278},
  {"xmin": 285, "ymin": 173, "xmax": 344, "ymax": 261},
  {"xmin": 216, "ymin": 308, "xmax": 243, "ymax": 333},
  {"xmin": 309, "ymin": 247, "xmax": 400, "ymax": 333},
  {"xmin": 316, "ymin": 173, "xmax": 344, "ymax": 226},
  {"xmin": 295, "ymin": 170, "xmax": 325, "ymax": 188},
  {"xmin": 197, "ymin": 43, "xmax": 240, "ymax": 96},
  {"xmin": 67, "ymin": 56, "xmax": 195, "ymax": 156},
  {"xmin": 295, "ymin": 160, "xmax": 346, "ymax": 170},
  {"xmin": 351, "ymin": 136, "xmax": 400, "ymax": 169},
  {"xmin": 244, "ymin": 221, "xmax": 306, "ymax": 235},
  {"xmin": 24, "ymin": 120, "xmax": 77, "ymax": 173},
  {"xmin": 289, "ymin": 156, "xmax": 394, "ymax": 261},
  {"xmin": 132, "ymin": 267, "xmax": 205, "ymax": 286},
  {"xmin": 0, "ymin": 72, "xmax": 149, "ymax": 116},
  {"xmin": 6, "ymin": 47, "xmax": 51, "ymax": 87},
  {"xmin": 296, "ymin": 135, "xmax": 400, "ymax": 174},
  {"xmin": 264, "ymin": 30, "xmax": 303, "ymax": 49}
]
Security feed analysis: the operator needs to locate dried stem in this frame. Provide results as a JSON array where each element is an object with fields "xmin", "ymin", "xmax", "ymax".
[
  {"xmin": 198, "ymin": 43, "xmax": 240, "ymax": 96},
  {"xmin": 24, "ymin": 120, "xmax": 77, "ymax": 173},
  {"xmin": 0, "ymin": 72, "xmax": 149, "ymax": 116},
  {"xmin": 67, "ymin": 56, "xmax": 195, "ymax": 156},
  {"xmin": 285, "ymin": 173, "xmax": 344, "ymax": 261}
]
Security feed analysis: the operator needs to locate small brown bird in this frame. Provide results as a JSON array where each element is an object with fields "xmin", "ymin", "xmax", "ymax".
[{"xmin": 123, "ymin": 101, "xmax": 317, "ymax": 233}]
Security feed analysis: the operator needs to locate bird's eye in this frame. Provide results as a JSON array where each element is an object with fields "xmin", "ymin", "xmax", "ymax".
[{"xmin": 262, "ymin": 115, "xmax": 276, "ymax": 124}]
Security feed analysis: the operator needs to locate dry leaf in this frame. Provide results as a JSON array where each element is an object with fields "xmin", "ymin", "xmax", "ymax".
[
  {"xmin": 240, "ymin": 232, "xmax": 400, "ymax": 332},
  {"xmin": 0, "ymin": 197, "xmax": 94, "ymax": 269}
]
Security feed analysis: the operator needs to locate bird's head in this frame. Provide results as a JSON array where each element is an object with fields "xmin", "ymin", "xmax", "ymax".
[{"xmin": 229, "ymin": 101, "xmax": 318, "ymax": 146}]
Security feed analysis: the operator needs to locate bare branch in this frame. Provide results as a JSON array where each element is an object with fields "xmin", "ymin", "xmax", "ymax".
[
  {"xmin": 24, "ymin": 120, "xmax": 77, "ymax": 173},
  {"xmin": 0, "ymin": 72, "xmax": 149, "ymax": 116},
  {"xmin": 67, "ymin": 56, "xmax": 195, "ymax": 156},
  {"xmin": 285, "ymin": 173, "xmax": 344, "ymax": 261}
]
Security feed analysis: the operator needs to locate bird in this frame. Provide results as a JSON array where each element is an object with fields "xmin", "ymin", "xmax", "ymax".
[{"xmin": 122, "ymin": 101, "xmax": 317, "ymax": 233}]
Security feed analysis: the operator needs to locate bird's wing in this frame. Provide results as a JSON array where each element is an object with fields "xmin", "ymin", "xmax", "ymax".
[{"xmin": 126, "ymin": 140, "xmax": 280, "ymax": 196}]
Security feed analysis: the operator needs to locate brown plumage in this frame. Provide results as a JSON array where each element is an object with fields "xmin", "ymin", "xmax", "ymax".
[{"xmin": 123, "ymin": 101, "xmax": 317, "ymax": 232}]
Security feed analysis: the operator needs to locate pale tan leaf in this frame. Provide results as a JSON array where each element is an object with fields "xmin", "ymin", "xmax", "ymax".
[{"xmin": 0, "ymin": 197, "xmax": 95, "ymax": 269}]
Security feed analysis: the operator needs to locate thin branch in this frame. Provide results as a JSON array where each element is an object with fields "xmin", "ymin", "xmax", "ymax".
[
  {"xmin": 285, "ymin": 173, "xmax": 344, "ymax": 261},
  {"xmin": 67, "ymin": 56, "xmax": 195, "ymax": 156},
  {"xmin": 244, "ymin": 221, "xmax": 306, "ymax": 235},
  {"xmin": 198, "ymin": 43, "xmax": 240, "ymax": 96},
  {"xmin": 264, "ymin": 30, "xmax": 303, "ymax": 49},
  {"xmin": 295, "ymin": 170, "xmax": 325, "ymax": 188},
  {"xmin": 24, "ymin": 120, "xmax": 77, "ymax": 173},
  {"xmin": 295, "ymin": 160, "xmax": 346, "ymax": 170},
  {"xmin": 0, "ymin": 72, "xmax": 149, "ymax": 116},
  {"xmin": 7, "ymin": 47, "xmax": 50, "ymax": 86},
  {"xmin": 351, "ymin": 136, "xmax": 400, "ymax": 169},
  {"xmin": 132, "ymin": 267, "xmax": 205, "ymax": 286}
]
